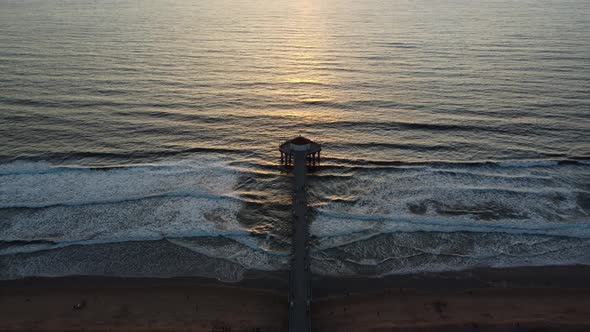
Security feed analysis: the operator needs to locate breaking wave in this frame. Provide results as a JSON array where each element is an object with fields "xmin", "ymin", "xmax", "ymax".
[
  {"xmin": 308, "ymin": 159, "xmax": 590, "ymax": 275},
  {"xmin": 0, "ymin": 158, "xmax": 250, "ymax": 251},
  {"xmin": 2, "ymin": 156, "xmax": 589, "ymax": 280}
]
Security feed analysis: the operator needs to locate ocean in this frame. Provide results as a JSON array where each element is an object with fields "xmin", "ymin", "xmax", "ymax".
[{"xmin": 1, "ymin": 0, "xmax": 589, "ymax": 281}]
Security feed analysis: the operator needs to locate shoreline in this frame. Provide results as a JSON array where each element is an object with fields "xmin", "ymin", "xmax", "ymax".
[
  {"xmin": 2, "ymin": 265, "xmax": 590, "ymax": 331},
  {"xmin": 312, "ymin": 264, "xmax": 590, "ymax": 297},
  {"xmin": 5, "ymin": 264, "xmax": 590, "ymax": 293}
]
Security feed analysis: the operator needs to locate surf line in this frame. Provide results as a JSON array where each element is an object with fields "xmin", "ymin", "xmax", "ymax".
[{"xmin": 280, "ymin": 136, "xmax": 321, "ymax": 332}]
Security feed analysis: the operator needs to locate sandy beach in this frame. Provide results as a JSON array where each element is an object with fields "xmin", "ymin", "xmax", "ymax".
[
  {"xmin": 2, "ymin": 266, "xmax": 590, "ymax": 331},
  {"xmin": 315, "ymin": 288, "xmax": 590, "ymax": 332},
  {"xmin": 0, "ymin": 277, "xmax": 288, "ymax": 332}
]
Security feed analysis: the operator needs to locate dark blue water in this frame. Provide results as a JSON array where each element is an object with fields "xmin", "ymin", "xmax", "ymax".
[{"xmin": 1, "ymin": 0, "xmax": 589, "ymax": 280}]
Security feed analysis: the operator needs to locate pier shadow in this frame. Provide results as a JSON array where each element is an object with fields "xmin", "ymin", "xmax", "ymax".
[{"xmin": 233, "ymin": 161, "xmax": 293, "ymax": 255}]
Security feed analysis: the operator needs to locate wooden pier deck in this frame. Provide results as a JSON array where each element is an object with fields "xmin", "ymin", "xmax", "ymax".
[
  {"xmin": 289, "ymin": 150, "xmax": 312, "ymax": 332},
  {"xmin": 280, "ymin": 136, "xmax": 318, "ymax": 332}
]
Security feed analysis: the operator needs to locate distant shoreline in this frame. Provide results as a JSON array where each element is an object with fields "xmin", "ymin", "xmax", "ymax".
[{"xmin": 2, "ymin": 265, "xmax": 590, "ymax": 331}]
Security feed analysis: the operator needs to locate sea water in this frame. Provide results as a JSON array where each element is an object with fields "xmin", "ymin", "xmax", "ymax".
[{"xmin": 1, "ymin": 0, "xmax": 589, "ymax": 280}]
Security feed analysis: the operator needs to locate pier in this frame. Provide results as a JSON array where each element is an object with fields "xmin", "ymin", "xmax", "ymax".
[
  {"xmin": 279, "ymin": 136, "xmax": 321, "ymax": 167},
  {"xmin": 280, "ymin": 136, "xmax": 320, "ymax": 332}
]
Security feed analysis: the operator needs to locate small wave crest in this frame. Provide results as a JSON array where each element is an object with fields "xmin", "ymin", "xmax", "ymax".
[
  {"xmin": 321, "ymin": 155, "xmax": 590, "ymax": 170},
  {"xmin": 0, "ymin": 239, "xmax": 262, "ymax": 282}
]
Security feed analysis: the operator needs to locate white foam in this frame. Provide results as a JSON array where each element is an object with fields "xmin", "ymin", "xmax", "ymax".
[
  {"xmin": 0, "ymin": 160, "xmax": 55, "ymax": 175},
  {"xmin": 0, "ymin": 157, "xmax": 237, "ymax": 208},
  {"xmin": 0, "ymin": 158, "xmax": 248, "ymax": 252},
  {"xmin": 167, "ymin": 237, "xmax": 288, "ymax": 271},
  {"xmin": 310, "ymin": 163, "xmax": 589, "ymax": 243},
  {"xmin": 0, "ymin": 239, "xmax": 250, "ymax": 282},
  {"xmin": 496, "ymin": 160, "xmax": 561, "ymax": 168},
  {"xmin": 308, "ymin": 162, "xmax": 590, "ymax": 275},
  {"xmin": 310, "ymin": 231, "xmax": 590, "ymax": 277}
]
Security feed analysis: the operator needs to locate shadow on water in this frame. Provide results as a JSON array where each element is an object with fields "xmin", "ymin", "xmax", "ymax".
[
  {"xmin": 234, "ymin": 159, "xmax": 295, "ymax": 253},
  {"xmin": 232, "ymin": 153, "xmax": 325, "ymax": 253}
]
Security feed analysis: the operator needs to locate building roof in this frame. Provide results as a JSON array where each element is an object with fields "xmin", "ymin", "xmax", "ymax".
[{"xmin": 289, "ymin": 136, "xmax": 313, "ymax": 145}]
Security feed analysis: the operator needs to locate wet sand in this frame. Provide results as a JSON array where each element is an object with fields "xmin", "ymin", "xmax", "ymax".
[{"xmin": 1, "ymin": 266, "xmax": 590, "ymax": 331}]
